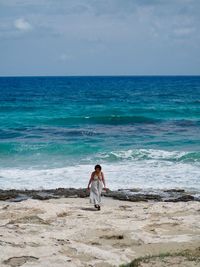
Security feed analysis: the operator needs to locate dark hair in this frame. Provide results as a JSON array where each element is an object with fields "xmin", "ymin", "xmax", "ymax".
[{"xmin": 95, "ymin": 164, "xmax": 102, "ymax": 170}]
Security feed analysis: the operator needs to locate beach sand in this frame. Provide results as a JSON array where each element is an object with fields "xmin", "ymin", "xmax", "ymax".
[{"xmin": 0, "ymin": 197, "xmax": 200, "ymax": 267}]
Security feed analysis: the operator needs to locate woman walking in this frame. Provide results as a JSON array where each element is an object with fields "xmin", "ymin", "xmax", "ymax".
[{"xmin": 87, "ymin": 165, "xmax": 106, "ymax": 210}]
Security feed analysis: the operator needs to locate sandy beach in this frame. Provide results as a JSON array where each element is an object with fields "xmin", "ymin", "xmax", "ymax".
[
  {"xmin": 1, "ymin": 0, "xmax": 200, "ymax": 266},
  {"xmin": 0, "ymin": 196, "xmax": 200, "ymax": 267}
]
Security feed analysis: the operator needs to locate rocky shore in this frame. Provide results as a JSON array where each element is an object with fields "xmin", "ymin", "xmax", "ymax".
[{"xmin": 0, "ymin": 187, "xmax": 199, "ymax": 202}]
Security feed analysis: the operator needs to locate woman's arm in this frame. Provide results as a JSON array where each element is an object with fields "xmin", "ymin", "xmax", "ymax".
[
  {"xmin": 87, "ymin": 172, "xmax": 94, "ymax": 189},
  {"xmin": 101, "ymin": 172, "xmax": 106, "ymax": 188}
]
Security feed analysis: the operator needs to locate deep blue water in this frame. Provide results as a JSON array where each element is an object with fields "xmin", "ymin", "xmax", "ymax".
[{"xmin": 0, "ymin": 76, "xmax": 200, "ymax": 190}]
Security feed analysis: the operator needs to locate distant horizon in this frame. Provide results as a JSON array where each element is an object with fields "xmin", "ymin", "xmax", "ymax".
[{"xmin": 1, "ymin": 74, "xmax": 200, "ymax": 78}]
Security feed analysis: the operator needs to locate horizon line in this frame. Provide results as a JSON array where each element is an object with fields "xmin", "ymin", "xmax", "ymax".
[{"xmin": 0, "ymin": 74, "xmax": 200, "ymax": 78}]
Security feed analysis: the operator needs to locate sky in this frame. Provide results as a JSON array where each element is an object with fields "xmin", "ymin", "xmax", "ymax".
[{"xmin": 0, "ymin": 0, "xmax": 200, "ymax": 76}]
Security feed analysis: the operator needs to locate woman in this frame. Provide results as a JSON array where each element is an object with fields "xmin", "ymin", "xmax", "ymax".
[{"xmin": 87, "ymin": 164, "xmax": 106, "ymax": 210}]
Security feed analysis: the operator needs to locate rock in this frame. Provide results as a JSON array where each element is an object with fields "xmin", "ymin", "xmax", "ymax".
[
  {"xmin": 0, "ymin": 188, "xmax": 199, "ymax": 203},
  {"xmin": 100, "ymin": 234, "xmax": 124, "ymax": 240},
  {"xmin": 0, "ymin": 190, "xmax": 18, "ymax": 201},
  {"xmin": 3, "ymin": 256, "xmax": 38, "ymax": 267},
  {"xmin": 166, "ymin": 195, "xmax": 195, "ymax": 202},
  {"xmin": 128, "ymin": 188, "xmax": 141, "ymax": 192},
  {"xmin": 164, "ymin": 189, "xmax": 185, "ymax": 193},
  {"xmin": 8, "ymin": 215, "xmax": 50, "ymax": 225}
]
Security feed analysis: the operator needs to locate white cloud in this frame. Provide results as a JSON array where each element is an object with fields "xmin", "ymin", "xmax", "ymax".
[
  {"xmin": 59, "ymin": 53, "xmax": 72, "ymax": 61},
  {"xmin": 173, "ymin": 27, "xmax": 195, "ymax": 37},
  {"xmin": 14, "ymin": 18, "xmax": 32, "ymax": 31}
]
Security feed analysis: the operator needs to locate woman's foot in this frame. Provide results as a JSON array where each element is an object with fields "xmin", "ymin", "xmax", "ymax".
[{"xmin": 94, "ymin": 204, "xmax": 101, "ymax": 210}]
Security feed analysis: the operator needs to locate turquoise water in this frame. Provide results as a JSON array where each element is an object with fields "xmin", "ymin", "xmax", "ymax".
[{"xmin": 0, "ymin": 76, "xmax": 200, "ymax": 190}]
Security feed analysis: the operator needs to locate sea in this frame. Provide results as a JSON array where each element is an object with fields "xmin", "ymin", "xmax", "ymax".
[{"xmin": 0, "ymin": 76, "xmax": 200, "ymax": 191}]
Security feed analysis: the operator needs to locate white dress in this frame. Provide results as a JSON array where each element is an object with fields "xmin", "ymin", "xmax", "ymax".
[{"xmin": 90, "ymin": 174, "xmax": 103, "ymax": 205}]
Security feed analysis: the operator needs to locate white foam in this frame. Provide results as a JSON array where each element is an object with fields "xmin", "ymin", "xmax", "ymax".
[
  {"xmin": 0, "ymin": 159, "xmax": 200, "ymax": 190},
  {"xmin": 96, "ymin": 149, "xmax": 189, "ymax": 161}
]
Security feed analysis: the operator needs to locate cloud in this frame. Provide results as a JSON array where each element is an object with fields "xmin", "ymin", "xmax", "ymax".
[
  {"xmin": 59, "ymin": 53, "xmax": 72, "ymax": 61},
  {"xmin": 0, "ymin": 0, "xmax": 200, "ymax": 75},
  {"xmin": 173, "ymin": 27, "xmax": 195, "ymax": 37},
  {"xmin": 14, "ymin": 18, "xmax": 32, "ymax": 31}
]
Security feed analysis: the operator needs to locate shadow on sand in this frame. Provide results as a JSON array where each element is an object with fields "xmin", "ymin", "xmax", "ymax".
[{"xmin": 81, "ymin": 207, "xmax": 98, "ymax": 211}]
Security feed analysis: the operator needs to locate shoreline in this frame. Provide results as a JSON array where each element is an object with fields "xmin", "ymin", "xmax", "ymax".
[{"xmin": 0, "ymin": 187, "xmax": 199, "ymax": 202}]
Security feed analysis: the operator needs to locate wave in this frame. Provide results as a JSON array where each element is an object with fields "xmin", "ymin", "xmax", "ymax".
[
  {"xmin": 0, "ymin": 143, "xmax": 199, "ymax": 164},
  {"xmin": 0, "ymin": 106, "xmax": 40, "ymax": 112},
  {"xmin": 95, "ymin": 149, "xmax": 200, "ymax": 163},
  {"xmin": 47, "ymin": 115, "xmax": 159, "ymax": 125},
  {"xmin": 0, "ymin": 130, "xmax": 23, "ymax": 139},
  {"xmin": 0, "ymin": 159, "xmax": 200, "ymax": 190},
  {"xmin": 0, "ymin": 142, "xmax": 96, "ymax": 157},
  {"xmin": 0, "ymin": 127, "xmax": 100, "ymax": 140},
  {"xmin": 191, "ymin": 100, "xmax": 200, "ymax": 104}
]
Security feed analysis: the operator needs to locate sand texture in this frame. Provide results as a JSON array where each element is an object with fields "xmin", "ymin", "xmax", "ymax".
[{"xmin": 0, "ymin": 197, "xmax": 200, "ymax": 267}]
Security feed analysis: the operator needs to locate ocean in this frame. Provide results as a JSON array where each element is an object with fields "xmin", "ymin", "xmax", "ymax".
[{"xmin": 0, "ymin": 76, "xmax": 200, "ymax": 190}]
